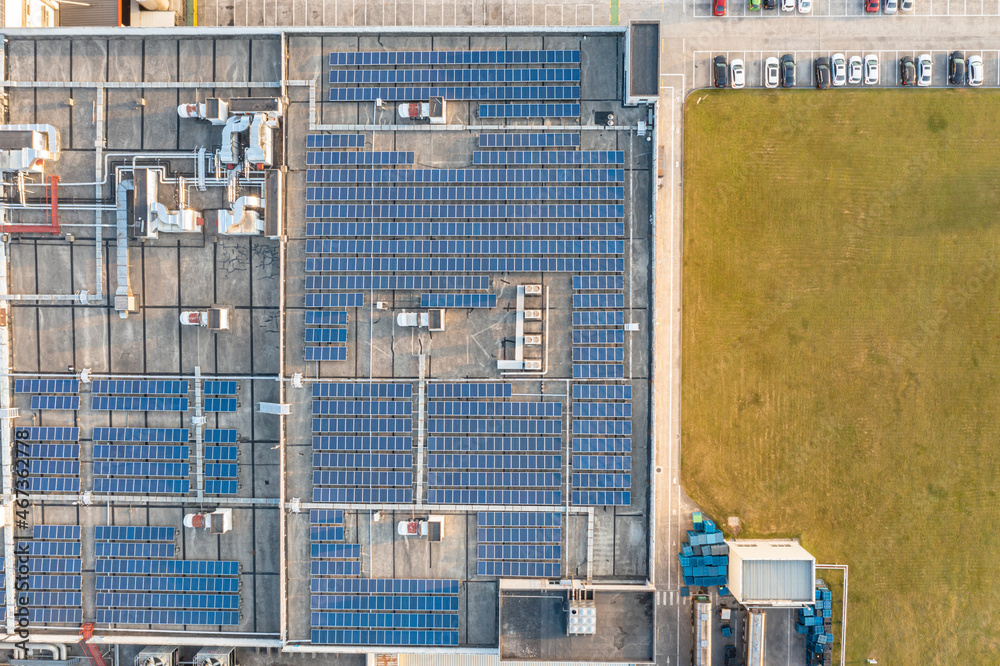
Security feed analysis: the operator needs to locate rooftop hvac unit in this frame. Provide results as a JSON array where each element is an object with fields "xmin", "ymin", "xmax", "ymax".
[
  {"xmin": 524, "ymin": 335, "xmax": 542, "ymax": 346},
  {"xmin": 523, "ymin": 360, "xmax": 542, "ymax": 371},
  {"xmin": 524, "ymin": 310, "xmax": 542, "ymax": 321},
  {"xmin": 195, "ymin": 647, "xmax": 236, "ymax": 666},
  {"xmin": 567, "ymin": 600, "xmax": 597, "ymax": 636},
  {"xmin": 0, "ymin": 124, "xmax": 59, "ymax": 172},
  {"xmin": 135, "ymin": 647, "xmax": 178, "ymax": 666},
  {"xmin": 523, "ymin": 284, "xmax": 542, "ymax": 296}
]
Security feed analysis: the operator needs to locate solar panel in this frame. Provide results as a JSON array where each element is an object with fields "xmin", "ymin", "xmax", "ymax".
[
  {"xmin": 478, "ymin": 103, "xmax": 581, "ymax": 118},
  {"xmin": 311, "ymin": 629, "xmax": 459, "ymax": 646},
  {"xmin": 427, "ymin": 454, "xmax": 560, "ymax": 470},
  {"xmin": 204, "ymin": 397, "xmax": 238, "ymax": 412},
  {"xmin": 305, "ymin": 347, "xmax": 348, "ymax": 362},
  {"xmin": 304, "ymin": 293, "xmax": 365, "ymax": 308},
  {"xmin": 92, "ymin": 427, "xmax": 190, "ymax": 442},
  {"xmin": 33, "ymin": 525, "xmax": 81, "ymax": 540},
  {"xmin": 573, "ymin": 293, "xmax": 626, "ymax": 309},
  {"xmin": 477, "ymin": 561, "xmax": 561, "ymax": 577},
  {"xmin": 95, "ymin": 543, "xmax": 176, "ymax": 558},
  {"xmin": 572, "ymin": 473, "xmax": 631, "ymax": 488},
  {"xmin": 420, "ymin": 293, "xmax": 496, "ymax": 308},
  {"xmin": 313, "ymin": 453, "xmax": 413, "ymax": 468},
  {"xmin": 94, "ymin": 559, "xmax": 239, "ymax": 575},
  {"xmin": 30, "ymin": 395, "xmax": 80, "ymax": 410},
  {"xmin": 572, "ymin": 329, "xmax": 625, "ymax": 345},
  {"xmin": 572, "ymin": 437, "xmax": 632, "ymax": 453},
  {"xmin": 16, "ymin": 426, "xmax": 78, "ymax": 441},
  {"xmin": 312, "ymin": 383, "xmax": 412, "ymax": 398},
  {"xmin": 572, "ymin": 420, "xmax": 632, "ymax": 435},
  {"xmin": 204, "ymin": 380, "xmax": 238, "ymax": 395},
  {"xmin": 306, "ymin": 134, "xmax": 366, "ymax": 148},
  {"xmin": 572, "ymin": 384, "xmax": 632, "ymax": 400},
  {"xmin": 426, "ymin": 419, "xmax": 560, "ymax": 435},
  {"xmin": 93, "ymin": 478, "xmax": 190, "ymax": 494},
  {"xmin": 473, "ymin": 151, "xmax": 624, "ymax": 166},
  {"xmin": 428, "ymin": 472, "xmax": 560, "ymax": 488},
  {"xmin": 573, "ymin": 455, "xmax": 631, "ymax": 471},
  {"xmin": 95, "ymin": 592, "xmax": 240, "ymax": 610},
  {"xmin": 27, "ymin": 443, "xmax": 80, "ymax": 458},
  {"xmin": 306, "ymin": 168, "xmax": 625, "ymax": 184},
  {"xmin": 309, "ymin": 509, "xmax": 345, "ymax": 525},
  {"xmin": 312, "ymin": 418, "xmax": 412, "ymax": 433},
  {"xmin": 22, "ymin": 541, "xmax": 81, "ymax": 556},
  {"xmin": 572, "ymin": 347, "xmax": 625, "ymax": 362},
  {"xmin": 96, "ymin": 575, "xmax": 239, "ymax": 592},
  {"xmin": 328, "ymin": 86, "xmax": 580, "ymax": 102},
  {"xmin": 427, "ymin": 436, "xmax": 561, "ymax": 452},
  {"xmin": 476, "ymin": 527, "xmax": 561, "ymax": 543},
  {"xmin": 477, "ymin": 512, "xmax": 562, "ymax": 527},
  {"xmin": 310, "ymin": 561, "xmax": 363, "ymax": 576},
  {"xmin": 23, "ymin": 558, "xmax": 82, "ymax": 573},
  {"xmin": 313, "ymin": 488, "xmax": 413, "ymax": 503},
  {"xmin": 204, "ymin": 429, "xmax": 238, "ymax": 443},
  {"xmin": 92, "ymin": 380, "xmax": 189, "ymax": 395},
  {"xmin": 571, "ymin": 490, "xmax": 631, "ymax": 506},
  {"xmin": 93, "ymin": 461, "xmax": 190, "ymax": 477},
  {"xmin": 478, "ymin": 544, "xmax": 561, "ymax": 560},
  {"xmin": 573, "ymin": 275, "xmax": 625, "ymax": 290},
  {"xmin": 310, "ymin": 526, "xmax": 345, "ymax": 542},
  {"xmin": 311, "ymin": 612, "xmax": 458, "ymax": 629},
  {"xmin": 205, "ymin": 447, "xmax": 238, "ymax": 463},
  {"xmin": 312, "ymin": 435, "xmax": 413, "ymax": 451},
  {"xmin": 304, "ymin": 186, "xmax": 623, "ymax": 202},
  {"xmin": 479, "ymin": 133, "xmax": 582, "ymax": 148},
  {"xmin": 205, "ymin": 463, "xmax": 238, "ymax": 478},
  {"xmin": 312, "ymin": 400, "xmax": 412, "ymax": 416},
  {"xmin": 572, "ymin": 362, "xmax": 625, "ymax": 378},
  {"xmin": 26, "ymin": 575, "xmax": 82, "ymax": 590},
  {"xmin": 304, "ymin": 275, "xmax": 490, "ymax": 291},
  {"xmin": 306, "ymin": 151, "xmax": 414, "ymax": 166},
  {"xmin": 330, "ymin": 68, "xmax": 580, "ymax": 84},
  {"xmin": 27, "ymin": 608, "xmax": 83, "ymax": 623},
  {"xmin": 311, "ymin": 595, "xmax": 459, "ymax": 611},
  {"xmin": 305, "ymin": 311, "xmax": 350, "ymax": 326},
  {"xmin": 427, "ymin": 402, "xmax": 561, "ymax": 417},
  {"xmin": 15, "ymin": 378, "xmax": 80, "ymax": 393},
  {"xmin": 305, "ymin": 203, "xmax": 624, "ymax": 219},
  {"xmin": 329, "ymin": 50, "xmax": 580, "ymax": 66},
  {"xmin": 307, "ymin": 239, "xmax": 623, "ymax": 254},
  {"xmin": 427, "ymin": 383, "xmax": 510, "ymax": 398},
  {"xmin": 313, "ymin": 471, "xmax": 413, "ymax": 486},
  {"xmin": 304, "ymin": 329, "xmax": 349, "ymax": 343},
  {"xmin": 206, "ymin": 480, "xmax": 238, "ymax": 495},
  {"xmin": 16, "ymin": 591, "xmax": 81, "ymax": 607},
  {"xmin": 572, "ymin": 402, "xmax": 632, "ymax": 418},
  {"xmin": 310, "ymin": 578, "xmax": 459, "ymax": 594},
  {"xmin": 28, "ymin": 477, "xmax": 80, "ymax": 492},
  {"xmin": 91, "ymin": 396, "xmax": 189, "ymax": 411},
  {"xmin": 572, "ymin": 311, "xmax": 625, "ymax": 326},
  {"xmin": 95, "ymin": 610, "xmax": 239, "ymax": 625},
  {"xmin": 310, "ymin": 543, "xmax": 362, "ymax": 559},
  {"xmin": 427, "ymin": 489, "xmax": 560, "ymax": 505},
  {"xmin": 95, "ymin": 526, "xmax": 175, "ymax": 541},
  {"xmin": 28, "ymin": 459, "xmax": 80, "ymax": 475},
  {"xmin": 300, "ymin": 257, "xmax": 625, "ymax": 273}
]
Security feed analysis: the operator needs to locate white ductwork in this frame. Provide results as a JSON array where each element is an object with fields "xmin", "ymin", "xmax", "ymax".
[
  {"xmin": 220, "ymin": 115, "xmax": 251, "ymax": 168},
  {"xmin": 0, "ymin": 124, "xmax": 59, "ymax": 173},
  {"xmin": 246, "ymin": 114, "xmax": 277, "ymax": 167},
  {"xmin": 149, "ymin": 201, "xmax": 201, "ymax": 234},
  {"xmin": 13, "ymin": 643, "xmax": 67, "ymax": 660},
  {"xmin": 217, "ymin": 195, "xmax": 263, "ymax": 235}
]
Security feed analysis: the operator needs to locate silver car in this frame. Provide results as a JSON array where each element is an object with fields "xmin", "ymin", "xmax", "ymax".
[
  {"xmin": 863, "ymin": 54, "xmax": 880, "ymax": 85},
  {"xmin": 764, "ymin": 57, "xmax": 780, "ymax": 89},
  {"xmin": 832, "ymin": 53, "xmax": 847, "ymax": 86},
  {"xmin": 883, "ymin": 0, "xmax": 898, "ymax": 12},
  {"xmin": 917, "ymin": 53, "xmax": 932, "ymax": 87},
  {"xmin": 900, "ymin": 0, "xmax": 913, "ymax": 11},
  {"xmin": 968, "ymin": 55, "xmax": 984, "ymax": 86},
  {"xmin": 848, "ymin": 56, "xmax": 863, "ymax": 84}
]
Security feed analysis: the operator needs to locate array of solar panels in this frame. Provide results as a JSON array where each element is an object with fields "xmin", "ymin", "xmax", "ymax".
[
  {"xmin": 477, "ymin": 512, "xmax": 562, "ymax": 578},
  {"xmin": 16, "ymin": 378, "xmax": 81, "ymax": 411},
  {"xmin": 0, "ymin": 525, "xmax": 83, "ymax": 624},
  {"xmin": 19, "ymin": 378, "xmax": 239, "ymax": 413},
  {"xmin": 309, "ymin": 509, "xmax": 460, "ymax": 646},
  {"xmin": 95, "ymin": 525, "xmax": 241, "ymax": 626},
  {"xmin": 311, "ymin": 383, "xmax": 414, "ymax": 502},
  {"xmin": 328, "ymin": 49, "xmax": 581, "ymax": 119}
]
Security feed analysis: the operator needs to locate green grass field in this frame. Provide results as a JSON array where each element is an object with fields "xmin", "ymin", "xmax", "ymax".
[{"xmin": 682, "ymin": 90, "xmax": 1000, "ymax": 665}]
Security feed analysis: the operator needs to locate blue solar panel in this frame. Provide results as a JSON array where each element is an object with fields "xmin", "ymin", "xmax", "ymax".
[
  {"xmin": 204, "ymin": 381, "xmax": 238, "ymax": 395},
  {"xmin": 328, "ymin": 86, "xmax": 580, "ymax": 102},
  {"xmin": 205, "ymin": 463, "xmax": 237, "ymax": 478},
  {"xmin": 476, "ymin": 527, "xmax": 561, "ymax": 543},
  {"xmin": 93, "ymin": 478, "xmax": 190, "ymax": 494},
  {"xmin": 15, "ymin": 379, "xmax": 79, "ymax": 393},
  {"xmin": 93, "ymin": 461, "xmax": 190, "ymax": 477},
  {"xmin": 427, "ymin": 454, "xmax": 560, "ymax": 470},
  {"xmin": 427, "ymin": 383, "xmax": 510, "ymax": 398},
  {"xmin": 305, "ymin": 186, "xmax": 623, "ymax": 202},
  {"xmin": 91, "ymin": 380, "xmax": 188, "ymax": 395},
  {"xmin": 96, "ymin": 576, "xmax": 239, "ymax": 592},
  {"xmin": 305, "ymin": 203, "xmax": 624, "ymax": 219},
  {"xmin": 573, "ymin": 329, "xmax": 625, "ymax": 345},
  {"xmin": 571, "ymin": 490, "xmax": 631, "ymax": 506},
  {"xmin": 478, "ymin": 103, "xmax": 580, "ymax": 118},
  {"xmin": 299, "ymin": 257, "xmax": 625, "ymax": 273},
  {"xmin": 427, "ymin": 419, "xmax": 560, "ymax": 435},
  {"xmin": 313, "ymin": 488, "xmax": 413, "ymax": 503},
  {"xmin": 478, "ymin": 512, "xmax": 561, "ymax": 527},
  {"xmin": 204, "ymin": 397, "xmax": 238, "ymax": 412},
  {"xmin": 91, "ymin": 396, "xmax": 189, "ymax": 411},
  {"xmin": 572, "ymin": 311, "xmax": 625, "ymax": 326},
  {"xmin": 304, "ymin": 293, "xmax": 365, "ymax": 307},
  {"xmin": 420, "ymin": 293, "xmax": 496, "ymax": 309},
  {"xmin": 30, "ymin": 395, "xmax": 80, "ymax": 410},
  {"xmin": 572, "ymin": 384, "xmax": 632, "ymax": 400},
  {"xmin": 96, "ymin": 592, "xmax": 239, "ymax": 610},
  {"xmin": 306, "ymin": 168, "xmax": 625, "ymax": 184},
  {"xmin": 427, "ymin": 436, "xmax": 561, "ymax": 452},
  {"xmin": 305, "ymin": 344, "xmax": 349, "ymax": 361},
  {"xmin": 306, "ymin": 151, "xmax": 414, "ymax": 166},
  {"xmin": 312, "ymin": 383, "xmax": 412, "ymax": 398},
  {"xmin": 95, "ymin": 610, "xmax": 239, "ymax": 625},
  {"xmin": 477, "ymin": 561, "xmax": 561, "ymax": 577},
  {"xmin": 478, "ymin": 544, "xmax": 561, "ymax": 560},
  {"xmin": 27, "ymin": 608, "xmax": 83, "ymax": 623},
  {"xmin": 310, "ymin": 544, "xmax": 362, "ymax": 559},
  {"xmin": 573, "ymin": 275, "xmax": 625, "ymax": 291},
  {"xmin": 428, "ymin": 472, "xmax": 559, "ymax": 488},
  {"xmin": 310, "ymin": 578, "xmax": 459, "ymax": 594},
  {"xmin": 308, "ymin": 239, "xmax": 623, "ymax": 254},
  {"xmin": 95, "ymin": 560, "xmax": 239, "ymax": 575},
  {"xmin": 329, "ymin": 50, "xmax": 580, "ymax": 66},
  {"xmin": 33, "ymin": 525, "xmax": 81, "ymax": 540},
  {"xmin": 572, "ymin": 437, "xmax": 632, "ymax": 453},
  {"xmin": 309, "ymin": 509, "xmax": 345, "ymax": 525},
  {"xmin": 573, "ymin": 455, "xmax": 631, "ymax": 471},
  {"xmin": 310, "ymin": 526, "xmax": 345, "ymax": 542},
  {"xmin": 572, "ymin": 364, "xmax": 625, "ymax": 379},
  {"xmin": 312, "ymin": 418, "xmax": 412, "ymax": 433},
  {"xmin": 205, "ymin": 480, "xmax": 238, "ymax": 495},
  {"xmin": 28, "ymin": 443, "xmax": 80, "ymax": 458},
  {"xmin": 22, "ymin": 541, "xmax": 81, "ymax": 556},
  {"xmin": 428, "ymin": 402, "xmax": 561, "ymax": 417},
  {"xmin": 24, "ymin": 558, "xmax": 82, "ymax": 573},
  {"xmin": 572, "ymin": 473, "xmax": 631, "ymax": 488},
  {"xmin": 572, "ymin": 347, "xmax": 625, "ymax": 362},
  {"xmin": 90, "ymin": 444, "xmax": 187, "ymax": 461},
  {"xmin": 27, "ymin": 575, "xmax": 81, "ymax": 590},
  {"xmin": 312, "ymin": 400, "xmax": 412, "ymax": 416},
  {"xmin": 573, "ymin": 402, "xmax": 632, "ymax": 418},
  {"xmin": 95, "ymin": 543, "xmax": 176, "ymax": 558},
  {"xmin": 572, "ymin": 420, "xmax": 632, "ymax": 436},
  {"xmin": 305, "ymin": 329, "xmax": 348, "ymax": 343},
  {"xmin": 28, "ymin": 477, "xmax": 80, "ymax": 492},
  {"xmin": 310, "ymin": 561, "xmax": 362, "ymax": 576},
  {"xmin": 306, "ymin": 134, "xmax": 365, "ymax": 148},
  {"xmin": 573, "ymin": 293, "xmax": 626, "ymax": 309},
  {"xmin": 204, "ymin": 429, "xmax": 238, "ymax": 443},
  {"xmin": 95, "ymin": 526, "xmax": 175, "ymax": 541},
  {"xmin": 92, "ymin": 427, "xmax": 190, "ymax": 442},
  {"xmin": 311, "ymin": 629, "xmax": 459, "ymax": 646},
  {"xmin": 474, "ymin": 151, "xmax": 624, "ymax": 166},
  {"xmin": 427, "ymin": 489, "xmax": 560, "ymax": 505},
  {"xmin": 304, "ymin": 275, "xmax": 489, "ymax": 291},
  {"xmin": 312, "ymin": 436, "xmax": 413, "ymax": 451},
  {"xmin": 28, "ymin": 459, "xmax": 79, "ymax": 475},
  {"xmin": 314, "ymin": 471, "xmax": 412, "ymax": 486},
  {"xmin": 311, "ymin": 595, "xmax": 459, "ymax": 611},
  {"xmin": 16, "ymin": 426, "xmax": 78, "ymax": 441},
  {"xmin": 18, "ymin": 591, "xmax": 82, "ymax": 607},
  {"xmin": 479, "ymin": 133, "xmax": 581, "ymax": 148},
  {"xmin": 330, "ymin": 68, "xmax": 580, "ymax": 84},
  {"xmin": 311, "ymin": 612, "xmax": 458, "ymax": 629},
  {"xmin": 205, "ymin": 446, "xmax": 238, "ymax": 461},
  {"xmin": 305, "ymin": 311, "xmax": 350, "ymax": 326},
  {"xmin": 313, "ymin": 453, "xmax": 412, "ymax": 468}
]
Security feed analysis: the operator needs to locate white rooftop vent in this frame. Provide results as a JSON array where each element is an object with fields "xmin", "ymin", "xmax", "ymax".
[
  {"xmin": 135, "ymin": 647, "xmax": 178, "ymax": 666},
  {"xmin": 567, "ymin": 600, "xmax": 597, "ymax": 636}
]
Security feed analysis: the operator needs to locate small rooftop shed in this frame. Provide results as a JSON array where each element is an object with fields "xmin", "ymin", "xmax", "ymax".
[{"xmin": 726, "ymin": 539, "xmax": 816, "ymax": 607}]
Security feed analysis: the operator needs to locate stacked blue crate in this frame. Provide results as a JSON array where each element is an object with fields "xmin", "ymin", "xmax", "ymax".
[
  {"xmin": 796, "ymin": 580, "xmax": 834, "ymax": 666},
  {"xmin": 0, "ymin": 525, "xmax": 84, "ymax": 624},
  {"xmin": 677, "ymin": 512, "xmax": 728, "ymax": 587}
]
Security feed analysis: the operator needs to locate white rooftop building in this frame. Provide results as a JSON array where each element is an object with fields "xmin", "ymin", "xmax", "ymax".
[{"xmin": 726, "ymin": 539, "xmax": 816, "ymax": 607}]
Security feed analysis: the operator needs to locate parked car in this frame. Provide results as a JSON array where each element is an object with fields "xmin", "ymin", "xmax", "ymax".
[
  {"xmin": 781, "ymin": 0, "xmax": 795, "ymax": 10},
  {"xmin": 714, "ymin": 0, "xmax": 727, "ymax": 16},
  {"xmin": 815, "ymin": 57, "xmax": 832, "ymax": 89},
  {"xmin": 900, "ymin": 0, "xmax": 913, "ymax": 10},
  {"xmin": 730, "ymin": 59, "xmax": 745, "ymax": 88},
  {"xmin": 749, "ymin": 0, "xmax": 762, "ymax": 9},
  {"xmin": 865, "ymin": 0, "xmax": 879, "ymax": 12},
  {"xmin": 900, "ymin": 56, "xmax": 916, "ymax": 86},
  {"xmin": 714, "ymin": 55, "xmax": 729, "ymax": 88},
  {"xmin": 968, "ymin": 55, "xmax": 984, "ymax": 86},
  {"xmin": 863, "ymin": 53, "xmax": 880, "ymax": 85},
  {"xmin": 917, "ymin": 53, "xmax": 932, "ymax": 86},
  {"xmin": 831, "ymin": 53, "xmax": 847, "ymax": 86},
  {"xmin": 764, "ymin": 57, "xmax": 780, "ymax": 88},
  {"xmin": 949, "ymin": 51, "xmax": 966, "ymax": 85},
  {"xmin": 883, "ymin": 0, "xmax": 898, "ymax": 12},
  {"xmin": 763, "ymin": 0, "xmax": 777, "ymax": 9},
  {"xmin": 798, "ymin": 0, "xmax": 812, "ymax": 11},
  {"xmin": 848, "ymin": 56, "xmax": 863, "ymax": 84},
  {"xmin": 724, "ymin": 646, "xmax": 738, "ymax": 666},
  {"xmin": 781, "ymin": 54, "xmax": 796, "ymax": 87}
]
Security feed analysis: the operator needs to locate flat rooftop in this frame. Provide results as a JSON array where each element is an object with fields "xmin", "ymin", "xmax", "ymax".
[{"xmin": 0, "ymin": 27, "xmax": 655, "ymax": 657}]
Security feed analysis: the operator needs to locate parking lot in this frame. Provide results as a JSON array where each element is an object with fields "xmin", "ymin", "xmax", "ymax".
[
  {"xmin": 692, "ymin": 0, "xmax": 1000, "ymax": 17},
  {"xmin": 693, "ymin": 49, "xmax": 999, "ymax": 88}
]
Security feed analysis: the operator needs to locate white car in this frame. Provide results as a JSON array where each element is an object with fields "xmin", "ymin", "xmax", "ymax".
[
  {"xmin": 831, "ymin": 53, "xmax": 847, "ymax": 86},
  {"xmin": 798, "ymin": 0, "xmax": 812, "ymax": 11},
  {"xmin": 863, "ymin": 54, "xmax": 880, "ymax": 85},
  {"xmin": 917, "ymin": 53, "xmax": 932, "ymax": 86},
  {"xmin": 730, "ymin": 59, "xmax": 745, "ymax": 88},
  {"xmin": 900, "ymin": 0, "xmax": 913, "ymax": 10},
  {"xmin": 848, "ymin": 56, "xmax": 863, "ymax": 84},
  {"xmin": 764, "ymin": 57, "xmax": 780, "ymax": 88},
  {"xmin": 883, "ymin": 0, "xmax": 898, "ymax": 12},
  {"xmin": 968, "ymin": 55, "xmax": 984, "ymax": 86},
  {"xmin": 781, "ymin": 0, "xmax": 795, "ymax": 10}
]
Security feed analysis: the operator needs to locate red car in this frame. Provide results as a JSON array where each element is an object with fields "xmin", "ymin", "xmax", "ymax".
[
  {"xmin": 865, "ymin": 0, "xmax": 878, "ymax": 11},
  {"xmin": 714, "ymin": 0, "xmax": 727, "ymax": 15}
]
